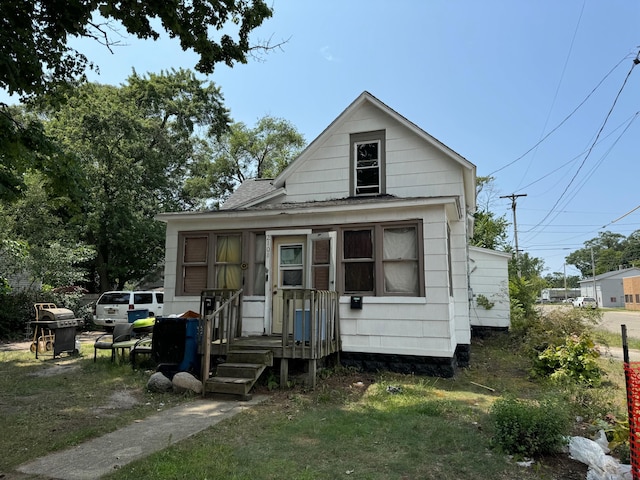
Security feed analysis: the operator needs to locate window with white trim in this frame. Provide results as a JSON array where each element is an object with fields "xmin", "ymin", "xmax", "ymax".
[{"xmin": 350, "ymin": 130, "xmax": 385, "ymax": 196}]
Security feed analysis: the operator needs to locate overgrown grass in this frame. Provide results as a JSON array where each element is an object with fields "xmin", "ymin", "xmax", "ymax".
[
  {"xmin": 0, "ymin": 321, "xmax": 633, "ymax": 480},
  {"xmin": 0, "ymin": 343, "xmax": 190, "ymax": 472}
]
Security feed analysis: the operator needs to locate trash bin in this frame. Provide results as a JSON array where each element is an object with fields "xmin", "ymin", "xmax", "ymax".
[{"xmin": 152, "ymin": 317, "xmax": 201, "ymax": 377}]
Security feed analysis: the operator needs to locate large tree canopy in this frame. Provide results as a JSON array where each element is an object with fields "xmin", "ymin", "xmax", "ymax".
[
  {"xmin": 35, "ymin": 69, "xmax": 229, "ymax": 290},
  {"xmin": 0, "ymin": 0, "xmax": 274, "ymax": 202},
  {"xmin": 185, "ymin": 115, "xmax": 305, "ymax": 208},
  {"xmin": 565, "ymin": 231, "xmax": 628, "ymax": 277},
  {"xmin": 0, "ymin": 0, "xmax": 273, "ymax": 98}
]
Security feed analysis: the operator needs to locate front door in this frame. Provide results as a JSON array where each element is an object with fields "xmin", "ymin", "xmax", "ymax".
[
  {"xmin": 271, "ymin": 236, "xmax": 305, "ymax": 335},
  {"xmin": 265, "ymin": 231, "xmax": 336, "ymax": 335}
]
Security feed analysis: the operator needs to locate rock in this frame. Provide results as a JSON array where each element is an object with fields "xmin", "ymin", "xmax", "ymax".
[
  {"xmin": 147, "ymin": 372, "xmax": 173, "ymax": 392},
  {"xmin": 172, "ymin": 372, "xmax": 202, "ymax": 394}
]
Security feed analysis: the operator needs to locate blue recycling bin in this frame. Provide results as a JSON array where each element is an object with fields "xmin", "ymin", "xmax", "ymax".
[{"xmin": 294, "ymin": 310, "xmax": 326, "ymax": 342}]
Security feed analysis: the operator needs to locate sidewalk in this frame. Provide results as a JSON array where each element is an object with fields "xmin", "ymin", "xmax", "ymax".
[{"xmin": 17, "ymin": 395, "xmax": 267, "ymax": 480}]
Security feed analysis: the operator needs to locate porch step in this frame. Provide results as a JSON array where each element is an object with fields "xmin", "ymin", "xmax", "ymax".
[
  {"xmin": 205, "ymin": 376, "xmax": 254, "ymax": 398},
  {"xmin": 204, "ymin": 349, "xmax": 271, "ymax": 400},
  {"xmin": 216, "ymin": 362, "xmax": 264, "ymax": 378},
  {"xmin": 226, "ymin": 349, "xmax": 273, "ymax": 367}
]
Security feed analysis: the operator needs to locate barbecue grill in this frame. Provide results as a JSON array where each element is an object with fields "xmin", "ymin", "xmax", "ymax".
[{"xmin": 31, "ymin": 303, "xmax": 82, "ymax": 358}]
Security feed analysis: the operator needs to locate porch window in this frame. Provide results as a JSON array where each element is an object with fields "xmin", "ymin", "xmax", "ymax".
[
  {"xmin": 215, "ymin": 234, "xmax": 242, "ymax": 289},
  {"xmin": 350, "ymin": 130, "xmax": 386, "ymax": 196},
  {"xmin": 182, "ymin": 235, "xmax": 209, "ymax": 294},
  {"xmin": 179, "ymin": 231, "xmax": 259, "ymax": 296},
  {"xmin": 342, "ymin": 223, "xmax": 422, "ymax": 296},
  {"xmin": 383, "ymin": 227, "xmax": 418, "ymax": 295},
  {"xmin": 343, "ymin": 229, "xmax": 375, "ymax": 293},
  {"xmin": 312, "ymin": 238, "xmax": 331, "ymax": 290}
]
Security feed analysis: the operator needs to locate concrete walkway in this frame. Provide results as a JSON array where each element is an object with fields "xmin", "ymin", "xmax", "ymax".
[{"xmin": 17, "ymin": 395, "xmax": 267, "ymax": 480}]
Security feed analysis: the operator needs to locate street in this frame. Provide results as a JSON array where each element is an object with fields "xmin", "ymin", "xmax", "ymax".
[{"xmin": 596, "ymin": 308, "xmax": 640, "ymax": 340}]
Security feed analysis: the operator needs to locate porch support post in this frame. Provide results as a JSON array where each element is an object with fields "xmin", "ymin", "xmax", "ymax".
[
  {"xmin": 308, "ymin": 359, "xmax": 317, "ymax": 389},
  {"xmin": 280, "ymin": 358, "xmax": 289, "ymax": 388}
]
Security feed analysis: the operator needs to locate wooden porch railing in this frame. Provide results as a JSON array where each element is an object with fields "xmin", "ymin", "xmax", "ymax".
[
  {"xmin": 281, "ymin": 289, "xmax": 340, "ymax": 360},
  {"xmin": 200, "ymin": 289, "xmax": 243, "ymax": 386}
]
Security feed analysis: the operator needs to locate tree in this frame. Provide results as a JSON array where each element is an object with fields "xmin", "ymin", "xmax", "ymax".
[
  {"xmin": 38, "ymin": 69, "xmax": 229, "ymax": 290},
  {"xmin": 509, "ymin": 252, "xmax": 546, "ymax": 318},
  {"xmin": 188, "ymin": 115, "xmax": 306, "ymax": 208},
  {"xmin": 471, "ymin": 176, "xmax": 510, "ymax": 250},
  {"xmin": 565, "ymin": 231, "xmax": 626, "ymax": 277},
  {"xmin": 543, "ymin": 272, "xmax": 580, "ymax": 289},
  {"xmin": 0, "ymin": 1, "xmax": 276, "ymax": 198},
  {"xmin": 1, "ymin": 0, "xmax": 274, "ymax": 98},
  {"xmin": 621, "ymin": 230, "xmax": 640, "ymax": 268},
  {"xmin": 5, "ymin": 171, "xmax": 94, "ymax": 288}
]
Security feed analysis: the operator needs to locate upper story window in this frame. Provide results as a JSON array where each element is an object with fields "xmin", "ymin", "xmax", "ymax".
[{"xmin": 350, "ymin": 130, "xmax": 386, "ymax": 196}]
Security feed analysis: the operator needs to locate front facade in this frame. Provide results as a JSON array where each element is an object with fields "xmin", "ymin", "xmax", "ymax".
[
  {"xmin": 157, "ymin": 92, "xmax": 488, "ymax": 375},
  {"xmin": 579, "ymin": 267, "xmax": 640, "ymax": 308}
]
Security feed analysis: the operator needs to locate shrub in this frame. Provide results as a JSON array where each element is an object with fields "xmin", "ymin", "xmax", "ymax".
[
  {"xmin": 490, "ymin": 396, "xmax": 571, "ymax": 457},
  {"xmin": 532, "ymin": 333, "xmax": 602, "ymax": 386}
]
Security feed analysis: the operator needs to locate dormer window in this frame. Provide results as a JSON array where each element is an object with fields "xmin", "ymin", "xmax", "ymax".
[{"xmin": 350, "ymin": 130, "xmax": 386, "ymax": 196}]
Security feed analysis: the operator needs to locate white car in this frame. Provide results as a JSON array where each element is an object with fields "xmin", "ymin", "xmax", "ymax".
[
  {"xmin": 573, "ymin": 296, "xmax": 597, "ymax": 308},
  {"xmin": 93, "ymin": 291, "xmax": 164, "ymax": 328}
]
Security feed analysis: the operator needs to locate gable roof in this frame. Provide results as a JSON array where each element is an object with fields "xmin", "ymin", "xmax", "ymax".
[
  {"xmin": 579, "ymin": 267, "xmax": 640, "ymax": 283},
  {"xmin": 273, "ymin": 91, "xmax": 476, "ymax": 212}
]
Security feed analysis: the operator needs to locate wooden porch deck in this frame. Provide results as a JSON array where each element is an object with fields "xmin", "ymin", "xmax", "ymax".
[{"xmin": 200, "ymin": 289, "xmax": 341, "ymax": 392}]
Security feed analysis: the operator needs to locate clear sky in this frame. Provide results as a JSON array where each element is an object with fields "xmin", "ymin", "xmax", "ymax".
[{"xmin": 4, "ymin": 1, "xmax": 639, "ymax": 277}]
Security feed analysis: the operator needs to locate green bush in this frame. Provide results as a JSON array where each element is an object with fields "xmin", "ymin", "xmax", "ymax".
[
  {"xmin": 532, "ymin": 333, "xmax": 602, "ymax": 386},
  {"xmin": 0, "ymin": 288, "xmax": 95, "ymax": 340},
  {"xmin": 490, "ymin": 396, "xmax": 571, "ymax": 457}
]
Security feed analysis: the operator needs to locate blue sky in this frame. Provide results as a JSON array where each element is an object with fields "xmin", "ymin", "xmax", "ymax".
[{"xmin": 4, "ymin": 1, "xmax": 640, "ymax": 277}]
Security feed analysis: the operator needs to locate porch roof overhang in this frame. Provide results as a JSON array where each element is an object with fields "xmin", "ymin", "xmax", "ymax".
[{"xmin": 155, "ymin": 195, "xmax": 462, "ymax": 224}]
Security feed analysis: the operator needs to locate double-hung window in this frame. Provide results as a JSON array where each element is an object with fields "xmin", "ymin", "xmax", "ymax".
[
  {"xmin": 350, "ymin": 130, "xmax": 385, "ymax": 196},
  {"xmin": 342, "ymin": 223, "xmax": 421, "ymax": 296}
]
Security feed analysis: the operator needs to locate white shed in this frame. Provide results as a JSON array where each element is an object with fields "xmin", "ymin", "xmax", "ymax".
[{"xmin": 468, "ymin": 246, "xmax": 511, "ymax": 330}]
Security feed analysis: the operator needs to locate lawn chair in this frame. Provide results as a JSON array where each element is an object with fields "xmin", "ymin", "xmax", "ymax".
[{"xmin": 93, "ymin": 323, "xmax": 134, "ymax": 362}]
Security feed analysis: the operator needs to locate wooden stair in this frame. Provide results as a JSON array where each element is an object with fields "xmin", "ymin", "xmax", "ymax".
[{"xmin": 204, "ymin": 349, "xmax": 273, "ymax": 400}]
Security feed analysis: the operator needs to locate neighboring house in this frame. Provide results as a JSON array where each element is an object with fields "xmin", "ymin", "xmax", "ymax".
[
  {"xmin": 468, "ymin": 246, "xmax": 511, "ymax": 331},
  {"xmin": 623, "ymin": 276, "xmax": 640, "ymax": 311},
  {"xmin": 579, "ymin": 267, "xmax": 640, "ymax": 308},
  {"xmin": 156, "ymin": 91, "xmax": 509, "ymax": 382}
]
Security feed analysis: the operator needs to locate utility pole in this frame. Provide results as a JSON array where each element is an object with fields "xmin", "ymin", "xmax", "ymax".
[{"xmin": 501, "ymin": 193, "xmax": 527, "ymax": 277}]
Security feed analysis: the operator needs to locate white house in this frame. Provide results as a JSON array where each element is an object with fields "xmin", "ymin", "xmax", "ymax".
[
  {"xmin": 156, "ymin": 91, "xmax": 509, "ymax": 379},
  {"xmin": 579, "ymin": 267, "xmax": 640, "ymax": 308}
]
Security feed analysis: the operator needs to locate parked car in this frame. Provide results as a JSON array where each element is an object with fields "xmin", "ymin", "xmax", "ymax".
[
  {"xmin": 563, "ymin": 297, "xmax": 575, "ymax": 304},
  {"xmin": 93, "ymin": 291, "xmax": 164, "ymax": 328},
  {"xmin": 573, "ymin": 296, "xmax": 597, "ymax": 308}
]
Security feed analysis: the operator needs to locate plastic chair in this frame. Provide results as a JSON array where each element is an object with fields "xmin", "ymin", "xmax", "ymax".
[{"xmin": 93, "ymin": 323, "xmax": 133, "ymax": 362}]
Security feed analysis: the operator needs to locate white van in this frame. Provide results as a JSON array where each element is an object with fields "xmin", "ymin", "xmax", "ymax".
[{"xmin": 93, "ymin": 291, "xmax": 164, "ymax": 328}]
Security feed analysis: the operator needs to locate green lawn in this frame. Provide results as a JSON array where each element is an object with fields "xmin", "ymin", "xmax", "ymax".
[{"xmin": 0, "ymin": 328, "xmax": 629, "ymax": 479}]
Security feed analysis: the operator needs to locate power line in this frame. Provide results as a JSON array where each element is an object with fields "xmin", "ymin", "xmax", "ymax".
[
  {"xmin": 516, "ymin": 0, "xmax": 586, "ymax": 189},
  {"xmin": 488, "ymin": 54, "xmax": 631, "ymax": 177},
  {"xmin": 520, "ymin": 51, "xmax": 640, "ymax": 236}
]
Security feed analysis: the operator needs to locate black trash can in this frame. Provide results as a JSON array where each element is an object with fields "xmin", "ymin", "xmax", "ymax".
[{"xmin": 152, "ymin": 317, "xmax": 200, "ymax": 378}]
